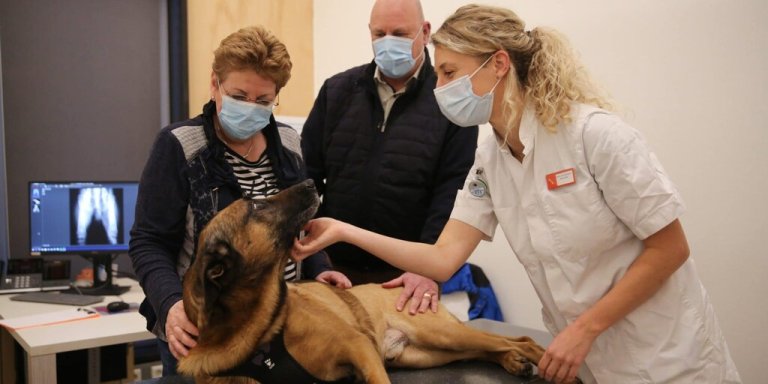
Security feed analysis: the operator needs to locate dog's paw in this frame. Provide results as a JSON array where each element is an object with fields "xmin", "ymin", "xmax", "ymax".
[
  {"xmin": 499, "ymin": 353, "xmax": 536, "ymax": 378},
  {"xmin": 519, "ymin": 361, "xmax": 535, "ymax": 379}
]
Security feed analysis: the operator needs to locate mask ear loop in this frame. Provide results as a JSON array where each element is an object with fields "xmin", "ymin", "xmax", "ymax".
[
  {"xmin": 478, "ymin": 53, "xmax": 517, "ymax": 153},
  {"xmin": 211, "ymin": 76, "xmax": 222, "ymax": 101},
  {"xmin": 470, "ymin": 53, "xmax": 502, "ymax": 102},
  {"xmin": 216, "ymin": 77, "xmax": 227, "ymax": 99},
  {"xmin": 214, "ymin": 77, "xmax": 235, "ymax": 144},
  {"xmin": 469, "ymin": 54, "xmax": 496, "ymax": 79},
  {"xmin": 411, "ymin": 26, "xmax": 426, "ymax": 63}
]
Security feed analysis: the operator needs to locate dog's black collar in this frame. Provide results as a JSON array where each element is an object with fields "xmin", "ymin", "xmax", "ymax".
[
  {"xmin": 248, "ymin": 277, "xmax": 288, "ymax": 354},
  {"xmin": 270, "ymin": 280, "xmax": 288, "ymax": 325}
]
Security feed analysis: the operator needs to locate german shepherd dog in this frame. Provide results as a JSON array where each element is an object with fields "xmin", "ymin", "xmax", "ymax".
[{"xmin": 178, "ymin": 180, "xmax": 545, "ymax": 383}]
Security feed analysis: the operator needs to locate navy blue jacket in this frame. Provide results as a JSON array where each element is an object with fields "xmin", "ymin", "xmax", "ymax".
[
  {"xmin": 130, "ymin": 101, "xmax": 331, "ymax": 335},
  {"xmin": 302, "ymin": 53, "xmax": 478, "ymax": 282}
]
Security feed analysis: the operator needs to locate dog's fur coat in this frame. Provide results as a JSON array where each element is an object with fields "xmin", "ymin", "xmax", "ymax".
[{"xmin": 178, "ymin": 180, "xmax": 544, "ymax": 383}]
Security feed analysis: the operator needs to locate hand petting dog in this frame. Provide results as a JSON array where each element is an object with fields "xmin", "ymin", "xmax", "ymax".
[
  {"xmin": 315, "ymin": 270, "xmax": 352, "ymax": 288},
  {"xmin": 292, "ymin": 217, "xmax": 345, "ymax": 261},
  {"xmin": 382, "ymin": 272, "xmax": 439, "ymax": 315}
]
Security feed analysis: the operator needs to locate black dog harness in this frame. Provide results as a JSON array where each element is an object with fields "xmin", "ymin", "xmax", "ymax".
[
  {"xmin": 214, "ymin": 282, "xmax": 354, "ymax": 384},
  {"xmin": 217, "ymin": 330, "xmax": 352, "ymax": 383}
]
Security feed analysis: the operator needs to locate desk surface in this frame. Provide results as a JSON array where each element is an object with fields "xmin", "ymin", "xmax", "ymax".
[{"xmin": 0, "ymin": 278, "xmax": 153, "ymax": 356}]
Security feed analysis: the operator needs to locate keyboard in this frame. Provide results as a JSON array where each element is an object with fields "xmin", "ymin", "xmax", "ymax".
[{"xmin": 10, "ymin": 291, "xmax": 104, "ymax": 306}]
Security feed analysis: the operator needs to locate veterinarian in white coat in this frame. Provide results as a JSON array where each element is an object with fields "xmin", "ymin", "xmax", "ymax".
[{"xmin": 293, "ymin": 4, "xmax": 741, "ymax": 383}]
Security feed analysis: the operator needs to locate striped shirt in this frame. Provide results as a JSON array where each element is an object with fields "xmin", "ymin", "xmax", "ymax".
[{"xmin": 225, "ymin": 149, "xmax": 298, "ymax": 281}]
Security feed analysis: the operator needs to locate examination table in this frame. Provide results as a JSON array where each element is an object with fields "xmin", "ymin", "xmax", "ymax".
[{"xmin": 138, "ymin": 318, "xmax": 553, "ymax": 383}]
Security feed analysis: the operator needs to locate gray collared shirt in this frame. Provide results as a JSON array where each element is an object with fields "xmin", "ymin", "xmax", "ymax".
[{"xmin": 374, "ymin": 58, "xmax": 424, "ymax": 131}]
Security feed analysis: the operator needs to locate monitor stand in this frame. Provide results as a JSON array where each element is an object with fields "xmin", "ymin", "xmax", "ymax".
[{"xmin": 76, "ymin": 254, "xmax": 130, "ymax": 296}]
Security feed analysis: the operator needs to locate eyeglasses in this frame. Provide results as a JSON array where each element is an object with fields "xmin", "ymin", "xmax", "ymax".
[{"xmin": 219, "ymin": 82, "xmax": 280, "ymax": 107}]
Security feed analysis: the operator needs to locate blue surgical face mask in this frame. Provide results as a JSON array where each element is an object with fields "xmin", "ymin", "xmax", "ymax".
[
  {"xmin": 433, "ymin": 55, "xmax": 500, "ymax": 127},
  {"xmin": 217, "ymin": 82, "xmax": 273, "ymax": 141},
  {"xmin": 373, "ymin": 27, "xmax": 424, "ymax": 79}
]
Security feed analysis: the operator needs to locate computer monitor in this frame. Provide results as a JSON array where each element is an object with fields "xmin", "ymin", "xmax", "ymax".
[{"xmin": 29, "ymin": 181, "xmax": 139, "ymax": 295}]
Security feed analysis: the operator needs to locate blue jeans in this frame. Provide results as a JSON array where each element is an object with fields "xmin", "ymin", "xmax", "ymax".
[{"xmin": 157, "ymin": 338, "xmax": 178, "ymax": 376}]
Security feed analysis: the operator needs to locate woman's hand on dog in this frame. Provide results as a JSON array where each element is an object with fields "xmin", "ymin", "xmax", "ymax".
[
  {"xmin": 293, "ymin": 218, "xmax": 345, "ymax": 261},
  {"xmin": 382, "ymin": 272, "xmax": 439, "ymax": 315},
  {"xmin": 166, "ymin": 300, "xmax": 199, "ymax": 359},
  {"xmin": 315, "ymin": 270, "xmax": 353, "ymax": 289}
]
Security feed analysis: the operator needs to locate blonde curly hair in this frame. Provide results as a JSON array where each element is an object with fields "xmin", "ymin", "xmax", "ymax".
[
  {"xmin": 431, "ymin": 4, "xmax": 612, "ymax": 132},
  {"xmin": 212, "ymin": 25, "xmax": 292, "ymax": 91}
]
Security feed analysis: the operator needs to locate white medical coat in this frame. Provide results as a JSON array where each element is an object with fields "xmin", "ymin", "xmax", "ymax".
[{"xmin": 451, "ymin": 104, "xmax": 740, "ymax": 383}]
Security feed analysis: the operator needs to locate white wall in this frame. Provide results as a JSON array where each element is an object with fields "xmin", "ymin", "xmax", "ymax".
[{"xmin": 314, "ymin": 1, "xmax": 768, "ymax": 382}]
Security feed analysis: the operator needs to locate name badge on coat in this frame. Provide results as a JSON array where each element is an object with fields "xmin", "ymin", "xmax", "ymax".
[{"xmin": 546, "ymin": 168, "xmax": 576, "ymax": 190}]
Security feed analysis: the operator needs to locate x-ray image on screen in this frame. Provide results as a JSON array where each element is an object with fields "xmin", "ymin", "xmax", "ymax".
[{"xmin": 69, "ymin": 187, "xmax": 124, "ymax": 246}]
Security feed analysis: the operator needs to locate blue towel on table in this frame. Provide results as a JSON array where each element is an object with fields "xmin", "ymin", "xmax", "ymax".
[{"xmin": 441, "ymin": 263, "xmax": 503, "ymax": 321}]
